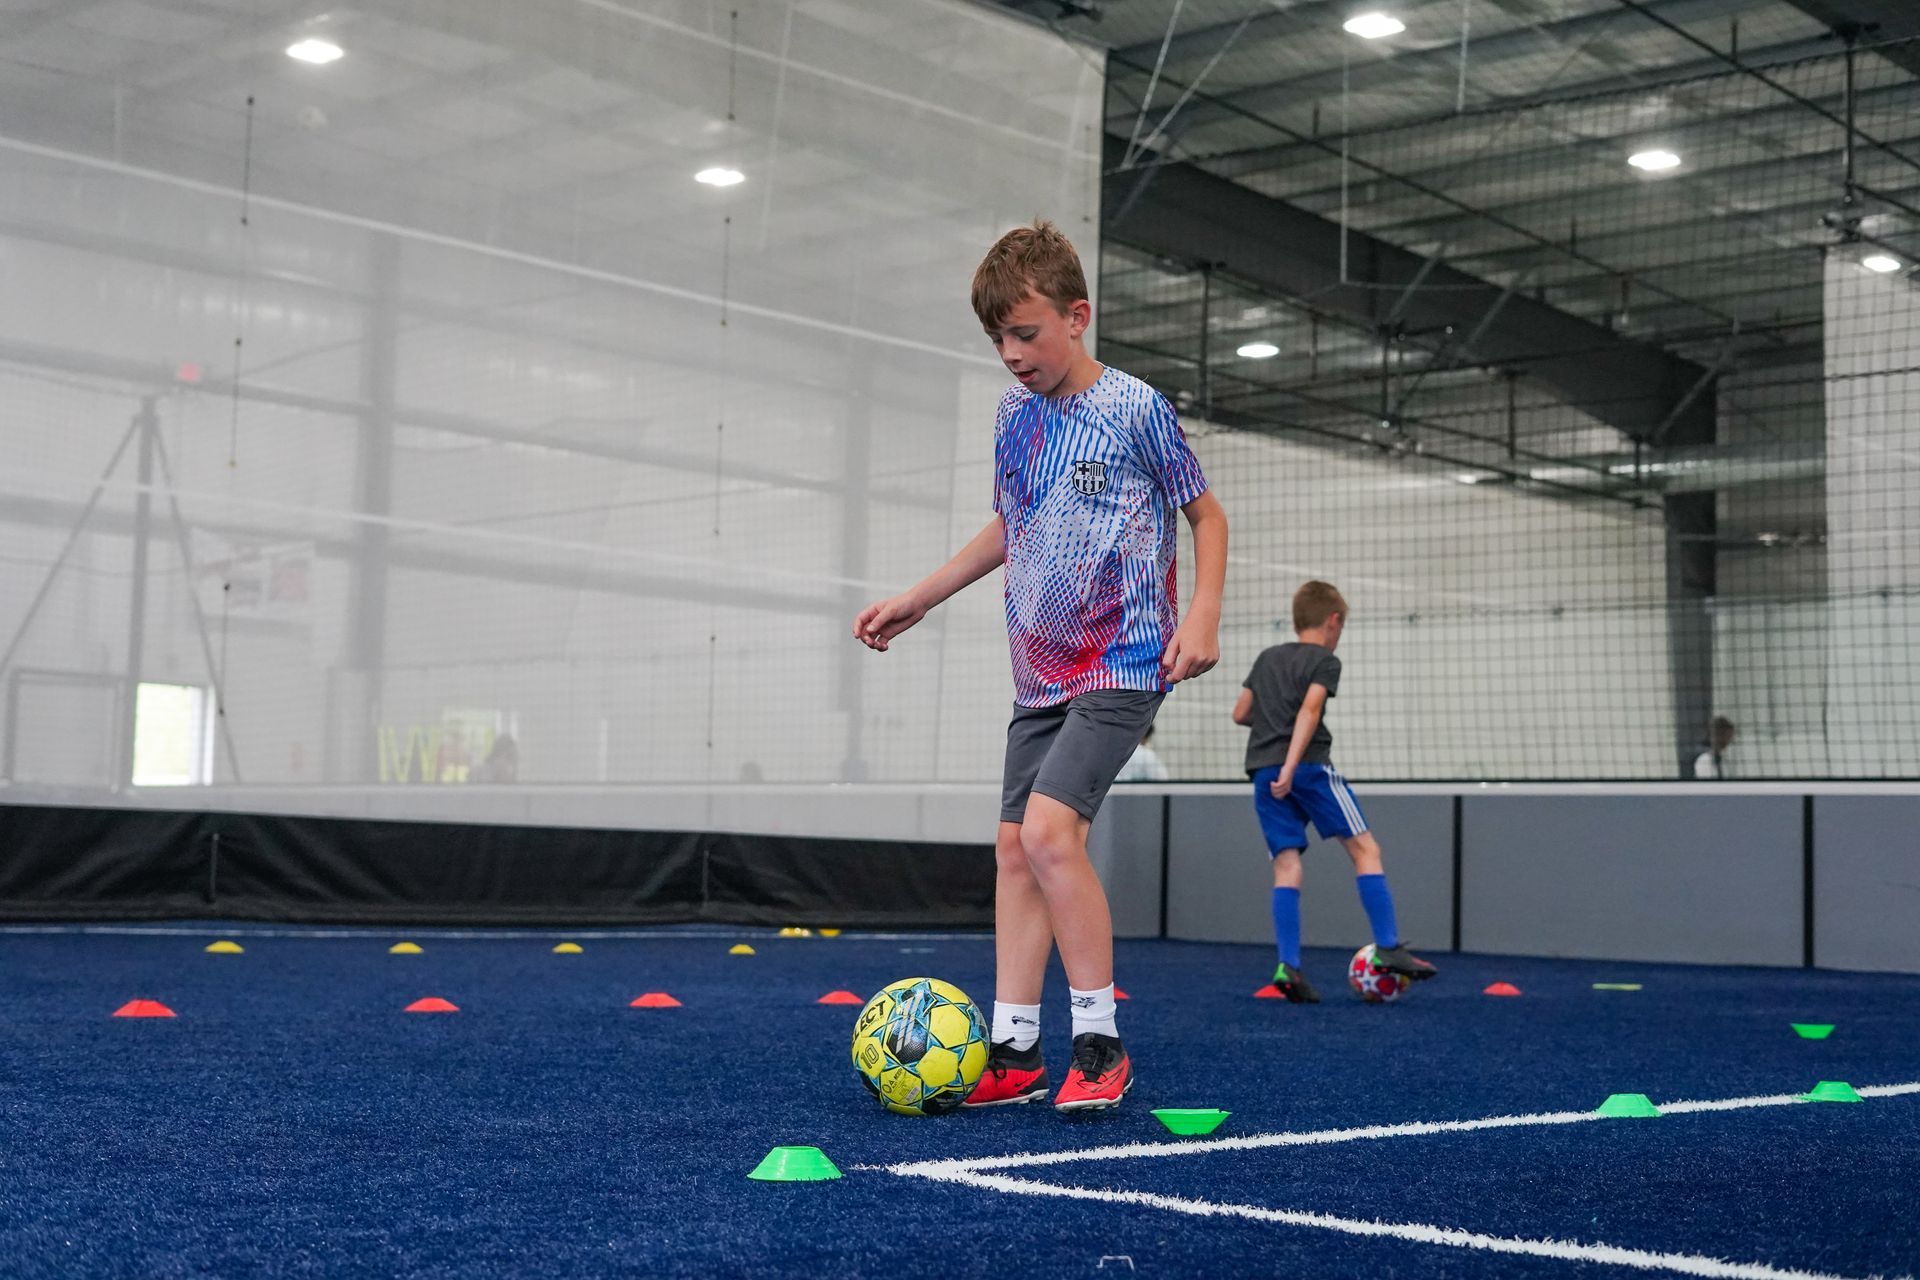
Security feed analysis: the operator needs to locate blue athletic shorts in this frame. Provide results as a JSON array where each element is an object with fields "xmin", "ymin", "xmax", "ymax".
[{"xmin": 1251, "ymin": 763, "xmax": 1369, "ymax": 854}]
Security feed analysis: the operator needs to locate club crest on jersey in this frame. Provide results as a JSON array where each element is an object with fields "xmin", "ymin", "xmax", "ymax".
[{"xmin": 1071, "ymin": 460, "xmax": 1107, "ymax": 496}]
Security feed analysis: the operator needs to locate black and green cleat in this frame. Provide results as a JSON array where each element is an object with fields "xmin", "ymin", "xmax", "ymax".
[
  {"xmin": 1273, "ymin": 962, "xmax": 1321, "ymax": 1004},
  {"xmin": 1371, "ymin": 944, "xmax": 1438, "ymax": 980}
]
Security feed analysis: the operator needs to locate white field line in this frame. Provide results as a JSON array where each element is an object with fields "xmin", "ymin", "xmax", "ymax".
[
  {"xmin": 880, "ymin": 1082, "xmax": 1920, "ymax": 1179},
  {"xmin": 932, "ymin": 1170, "xmax": 1903, "ymax": 1280},
  {"xmin": 876, "ymin": 1084, "xmax": 1920, "ymax": 1280}
]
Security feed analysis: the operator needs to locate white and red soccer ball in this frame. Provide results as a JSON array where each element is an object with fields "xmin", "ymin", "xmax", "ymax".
[{"xmin": 1347, "ymin": 944, "xmax": 1412, "ymax": 1003}]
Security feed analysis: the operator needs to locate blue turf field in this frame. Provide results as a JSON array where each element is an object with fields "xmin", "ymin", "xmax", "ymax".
[{"xmin": 1, "ymin": 924, "xmax": 1915, "ymax": 1278}]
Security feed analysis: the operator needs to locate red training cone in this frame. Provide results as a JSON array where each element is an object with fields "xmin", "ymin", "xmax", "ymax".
[
  {"xmin": 1483, "ymin": 982, "xmax": 1522, "ymax": 997},
  {"xmin": 1114, "ymin": 988, "xmax": 1131, "ymax": 1001},
  {"xmin": 817, "ymin": 990, "xmax": 864, "ymax": 1005},
  {"xmin": 113, "ymin": 999, "xmax": 176, "ymax": 1018},
  {"xmin": 1254, "ymin": 984, "xmax": 1284, "ymax": 999},
  {"xmin": 630, "ymin": 992, "xmax": 683, "ymax": 1008},
  {"xmin": 405, "ymin": 997, "xmax": 459, "ymax": 1013}
]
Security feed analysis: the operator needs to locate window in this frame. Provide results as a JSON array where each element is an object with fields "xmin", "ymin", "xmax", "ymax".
[{"xmin": 132, "ymin": 683, "xmax": 214, "ymax": 786}]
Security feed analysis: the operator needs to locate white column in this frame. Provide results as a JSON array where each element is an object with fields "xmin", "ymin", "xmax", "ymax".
[{"xmin": 1823, "ymin": 252, "xmax": 1920, "ymax": 775}]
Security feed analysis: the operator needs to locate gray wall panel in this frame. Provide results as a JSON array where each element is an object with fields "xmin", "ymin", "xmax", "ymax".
[
  {"xmin": 1166, "ymin": 791, "xmax": 1453, "ymax": 950},
  {"xmin": 1307, "ymin": 795, "xmax": 1453, "ymax": 951},
  {"xmin": 1814, "ymin": 797, "xmax": 1920, "ymax": 973},
  {"xmin": 1088, "ymin": 793, "xmax": 1165, "ymax": 939},
  {"xmin": 1462, "ymin": 796, "xmax": 1802, "ymax": 965},
  {"xmin": 1166, "ymin": 793, "xmax": 1272, "ymax": 944}
]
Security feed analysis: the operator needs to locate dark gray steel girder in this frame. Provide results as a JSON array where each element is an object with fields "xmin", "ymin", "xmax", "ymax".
[
  {"xmin": 1103, "ymin": 137, "xmax": 1715, "ymax": 443},
  {"xmin": 1777, "ymin": 1, "xmax": 1920, "ymax": 79}
]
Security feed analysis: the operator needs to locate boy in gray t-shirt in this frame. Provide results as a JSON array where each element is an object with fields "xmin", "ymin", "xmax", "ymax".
[{"xmin": 1232, "ymin": 581, "xmax": 1437, "ymax": 1002}]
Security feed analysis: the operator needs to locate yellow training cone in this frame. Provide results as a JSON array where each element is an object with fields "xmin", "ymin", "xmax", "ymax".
[
  {"xmin": 778, "ymin": 927, "xmax": 813, "ymax": 939},
  {"xmin": 729, "ymin": 944, "xmax": 756, "ymax": 956},
  {"xmin": 552, "ymin": 942, "xmax": 584, "ymax": 955},
  {"xmin": 818, "ymin": 929, "xmax": 842, "ymax": 938},
  {"xmin": 204, "ymin": 940, "xmax": 244, "ymax": 955},
  {"xmin": 389, "ymin": 941, "xmax": 424, "ymax": 955}
]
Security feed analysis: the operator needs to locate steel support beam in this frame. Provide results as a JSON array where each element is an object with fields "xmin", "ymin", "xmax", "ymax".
[
  {"xmin": 1102, "ymin": 136, "xmax": 1716, "ymax": 442},
  {"xmin": 343, "ymin": 235, "xmax": 399, "ymax": 784},
  {"xmin": 114, "ymin": 399, "xmax": 158, "ymax": 789},
  {"xmin": 0, "ymin": 493, "xmax": 849, "ymax": 620},
  {"xmin": 1112, "ymin": 0, "xmax": 1760, "ymax": 134},
  {"xmin": 1665, "ymin": 488, "xmax": 1717, "ymax": 776},
  {"xmin": 835, "ymin": 365, "xmax": 873, "ymax": 783},
  {"xmin": 1776, "ymin": 2, "xmax": 1920, "ymax": 79}
]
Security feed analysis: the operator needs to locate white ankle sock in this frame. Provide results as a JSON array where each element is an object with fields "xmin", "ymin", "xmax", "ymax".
[
  {"xmin": 1069, "ymin": 984, "xmax": 1118, "ymax": 1040},
  {"xmin": 992, "ymin": 1001, "xmax": 1042, "ymax": 1050}
]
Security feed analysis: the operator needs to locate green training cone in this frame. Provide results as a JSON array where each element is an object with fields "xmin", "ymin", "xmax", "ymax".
[
  {"xmin": 1791, "ymin": 1023, "xmax": 1835, "ymax": 1040},
  {"xmin": 1802, "ymin": 1080, "xmax": 1863, "ymax": 1103},
  {"xmin": 1596, "ymin": 1093, "xmax": 1662, "ymax": 1117},
  {"xmin": 748, "ymin": 1146, "xmax": 842, "ymax": 1182},
  {"xmin": 1153, "ymin": 1108, "xmax": 1231, "ymax": 1136}
]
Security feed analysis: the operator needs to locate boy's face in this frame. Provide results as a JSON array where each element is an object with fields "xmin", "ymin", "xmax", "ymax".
[
  {"xmin": 985, "ymin": 291, "xmax": 1091, "ymax": 397},
  {"xmin": 1320, "ymin": 612, "xmax": 1345, "ymax": 649}
]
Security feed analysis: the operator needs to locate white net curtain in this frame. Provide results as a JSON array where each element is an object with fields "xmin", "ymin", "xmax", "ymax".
[{"xmin": 0, "ymin": 0, "xmax": 1104, "ymax": 798}]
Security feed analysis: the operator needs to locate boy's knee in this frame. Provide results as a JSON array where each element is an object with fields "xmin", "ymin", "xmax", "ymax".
[
  {"xmin": 995, "ymin": 825, "xmax": 1030, "ymax": 872},
  {"xmin": 1271, "ymin": 850, "xmax": 1304, "ymax": 888},
  {"xmin": 1344, "ymin": 832, "xmax": 1383, "ymax": 867},
  {"xmin": 1018, "ymin": 813, "xmax": 1080, "ymax": 873}
]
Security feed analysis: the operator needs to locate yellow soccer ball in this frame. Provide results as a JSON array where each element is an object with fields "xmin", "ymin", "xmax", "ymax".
[{"xmin": 850, "ymin": 977, "xmax": 989, "ymax": 1116}]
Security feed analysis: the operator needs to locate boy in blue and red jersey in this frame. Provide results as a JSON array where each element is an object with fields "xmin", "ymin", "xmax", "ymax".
[{"xmin": 855, "ymin": 221, "xmax": 1228, "ymax": 1111}]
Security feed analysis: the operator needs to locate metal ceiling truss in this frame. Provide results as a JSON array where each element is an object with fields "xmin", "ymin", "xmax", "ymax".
[{"xmin": 1103, "ymin": 135, "xmax": 1717, "ymax": 444}]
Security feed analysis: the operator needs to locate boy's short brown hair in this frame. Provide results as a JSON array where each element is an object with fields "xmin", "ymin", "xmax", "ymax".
[
  {"xmin": 1293, "ymin": 580, "xmax": 1348, "ymax": 632},
  {"xmin": 971, "ymin": 219, "xmax": 1088, "ymax": 329}
]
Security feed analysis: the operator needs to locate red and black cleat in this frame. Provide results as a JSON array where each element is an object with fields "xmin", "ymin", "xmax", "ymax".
[
  {"xmin": 1053, "ymin": 1033, "xmax": 1133, "ymax": 1112},
  {"xmin": 964, "ymin": 1039, "xmax": 1050, "ymax": 1107}
]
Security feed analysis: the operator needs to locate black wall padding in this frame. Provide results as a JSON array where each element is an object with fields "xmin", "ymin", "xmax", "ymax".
[
  {"xmin": 0, "ymin": 805, "xmax": 207, "ymax": 919},
  {"xmin": 0, "ymin": 804, "xmax": 995, "ymax": 928},
  {"xmin": 702, "ymin": 831, "xmax": 994, "ymax": 928}
]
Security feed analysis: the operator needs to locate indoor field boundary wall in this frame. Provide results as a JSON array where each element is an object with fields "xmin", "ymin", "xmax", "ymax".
[{"xmin": 0, "ymin": 782, "xmax": 1914, "ymax": 971}]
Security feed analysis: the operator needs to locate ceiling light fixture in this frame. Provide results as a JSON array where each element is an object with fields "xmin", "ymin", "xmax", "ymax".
[
  {"xmin": 1236, "ymin": 341, "xmax": 1280, "ymax": 359},
  {"xmin": 1628, "ymin": 149, "xmax": 1681, "ymax": 172},
  {"xmin": 1862, "ymin": 253, "xmax": 1903, "ymax": 274},
  {"xmin": 1343, "ymin": 12, "xmax": 1405, "ymax": 38},
  {"xmin": 695, "ymin": 167, "xmax": 746, "ymax": 188},
  {"xmin": 286, "ymin": 38, "xmax": 344, "ymax": 65}
]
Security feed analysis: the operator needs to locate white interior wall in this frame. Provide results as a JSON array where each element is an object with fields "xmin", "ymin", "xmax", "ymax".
[{"xmin": 1153, "ymin": 425, "xmax": 1679, "ymax": 781}]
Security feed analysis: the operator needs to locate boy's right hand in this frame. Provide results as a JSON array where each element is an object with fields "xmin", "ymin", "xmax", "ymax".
[
  {"xmin": 853, "ymin": 593, "xmax": 927, "ymax": 652},
  {"xmin": 1270, "ymin": 767, "xmax": 1295, "ymax": 799}
]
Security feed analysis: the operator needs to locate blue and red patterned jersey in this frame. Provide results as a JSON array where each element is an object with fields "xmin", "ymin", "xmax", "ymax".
[{"xmin": 993, "ymin": 367, "xmax": 1210, "ymax": 708}]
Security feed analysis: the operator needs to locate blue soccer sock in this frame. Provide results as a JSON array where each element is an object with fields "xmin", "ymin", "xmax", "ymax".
[
  {"xmin": 1356, "ymin": 873, "xmax": 1401, "ymax": 949},
  {"xmin": 1271, "ymin": 886, "xmax": 1302, "ymax": 968}
]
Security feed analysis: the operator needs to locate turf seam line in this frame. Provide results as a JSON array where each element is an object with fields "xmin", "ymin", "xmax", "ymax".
[
  {"xmin": 873, "ymin": 1081, "xmax": 1920, "ymax": 1177},
  {"xmin": 920, "ymin": 1171, "xmax": 1898, "ymax": 1280}
]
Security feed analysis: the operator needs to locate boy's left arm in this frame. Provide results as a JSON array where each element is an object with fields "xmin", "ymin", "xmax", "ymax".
[{"xmin": 1162, "ymin": 490, "xmax": 1227, "ymax": 683}]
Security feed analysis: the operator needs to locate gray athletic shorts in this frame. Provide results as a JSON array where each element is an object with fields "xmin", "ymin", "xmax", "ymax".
[{"xmin": 1000, "ymin": 688, "xmax": 1166, "ymax": 824}]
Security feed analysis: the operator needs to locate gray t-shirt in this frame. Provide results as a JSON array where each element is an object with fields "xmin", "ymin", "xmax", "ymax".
[{"xmin": 1243, "ymin": 642, "xmax": 1341, "ymax": 774}]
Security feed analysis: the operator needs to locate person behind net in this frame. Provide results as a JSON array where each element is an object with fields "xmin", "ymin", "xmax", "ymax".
[
  {"xmin": 853, "ymin": 220, "xmax": 1228, "ymax": 1111},
  {"xmin": 1114, "ymin": 724, "xmax": 1170, "ymax": 783},
  {"xmin": 1692, "ymin": 716, "xmax": 1736, "ymax": 779},
  {"xmin": 1231, "ymin": 581, "xmax": 1437, "ymax": 1003}
]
